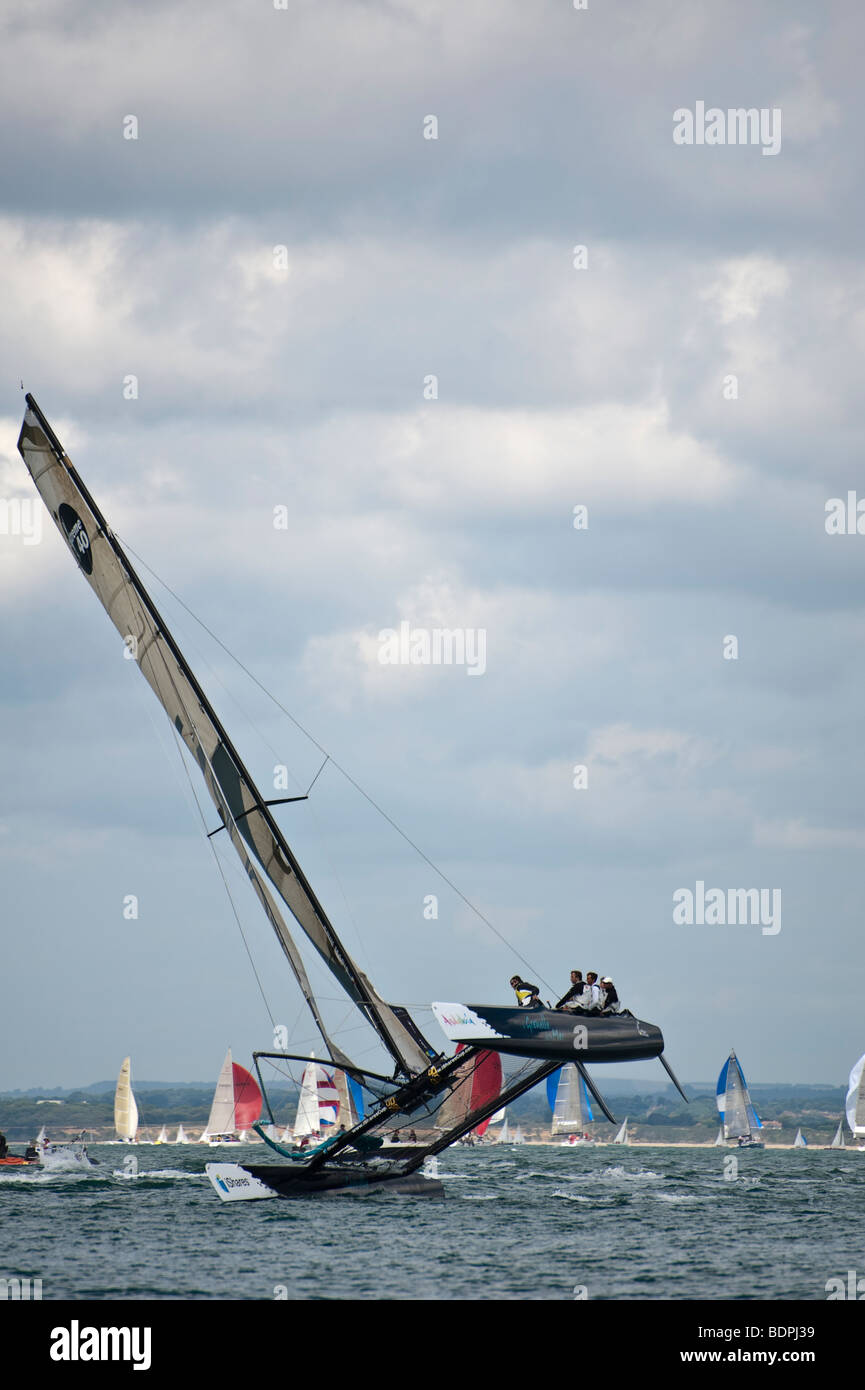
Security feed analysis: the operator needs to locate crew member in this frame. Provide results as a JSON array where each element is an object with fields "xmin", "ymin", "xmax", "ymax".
[
  {"xmin": 599, "ymin": 977, "xmax": 621, "ymax": 1013},
  {"xmin": 509, "ymin": 975, "xmax": 542, "ymax": 1008},
  {"xmin": 584, "ymin": 972, "xmax": 602, "ymax": 1011},
  {"xmin": 556, "ymin": 970, "xmax": 584, "ymax": 1010}
]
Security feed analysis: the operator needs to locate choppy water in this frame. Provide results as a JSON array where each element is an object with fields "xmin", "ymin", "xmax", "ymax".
[{"xmin": 3, "ymin": 1142, "xmax": 863, "ymax": 1300}]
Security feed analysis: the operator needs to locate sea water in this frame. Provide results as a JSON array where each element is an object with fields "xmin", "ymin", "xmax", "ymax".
[{"xmin": 2, "ymin": 1142, "xmax": 862, "ymax": 1301}]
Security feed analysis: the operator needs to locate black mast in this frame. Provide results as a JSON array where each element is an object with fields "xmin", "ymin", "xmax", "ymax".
[{"xmin": 23, "ymin": 393, "xmax": 435, "ymax": 1077}]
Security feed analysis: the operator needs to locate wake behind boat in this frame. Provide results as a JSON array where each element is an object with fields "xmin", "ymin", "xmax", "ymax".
[{"xmin": 17, "ymin": 395, "xmax": 683, "ymax": 1201}]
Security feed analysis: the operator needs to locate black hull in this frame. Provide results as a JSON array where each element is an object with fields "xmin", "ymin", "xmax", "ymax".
[
  {"xmin": 245, "ymin": 1163, "xmax": 444, "ymax": 1198},
  {"xmin": 458, "ymin": 1006, "xmax": 664, "ymax": 1063}
]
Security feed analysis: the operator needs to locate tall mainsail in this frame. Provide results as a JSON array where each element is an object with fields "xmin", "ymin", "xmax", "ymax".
[
  {"xmin": 17, "ymin": 396, "xmax": 433, "ymax": 1079},
  {"xmin": 547, "ymin": 1064, "xmax": 593, "ymax": 1134},
  {"xmin": 114, "ymin": 1058, "xmax": 138, "ymax": 1141},
  {"xmin": 717, "ymin": 1051, "xmax": 762, "ymax": 1142},
  {"xmin": 845, "ymin": 1053, "xmax": 865, "ymax": 1136}
]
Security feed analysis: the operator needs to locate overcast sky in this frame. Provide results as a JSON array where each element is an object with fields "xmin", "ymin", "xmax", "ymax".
[{"xmin": 2, "ymin": 0, "xmax": 864, "ymax": 1093}]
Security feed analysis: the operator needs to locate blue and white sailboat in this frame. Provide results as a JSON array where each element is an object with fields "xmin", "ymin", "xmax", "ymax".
[
  {"xmin": 716, "ymin": 1051, "xmax": 764, "ymax": 1148},
  {"xmin": 547, "ymin": 1065, "xmax": 597, "ymax": 1144}
]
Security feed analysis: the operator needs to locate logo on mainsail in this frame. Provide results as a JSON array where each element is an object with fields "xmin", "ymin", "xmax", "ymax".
[{"xmin": 58, "ymin": 503, "xmax": 93, "ymax": 575}]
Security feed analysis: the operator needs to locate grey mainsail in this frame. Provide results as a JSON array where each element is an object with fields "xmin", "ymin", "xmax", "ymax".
[
  {"xmin": 550, "ymin": 1064, "xmax": 593, "ymax": 1134},
  {"xmin": 718, "ymin": 1051, "xmax": 761, "ymax": 1142},
  {"xmin": 18, "ymin": 396, "xmax": 432, "ymax": 1079}
]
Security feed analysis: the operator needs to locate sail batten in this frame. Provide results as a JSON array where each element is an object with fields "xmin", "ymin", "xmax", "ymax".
[{"xmin": 18, "ymin": 396, "xmax": 432, "ymax": 1078}]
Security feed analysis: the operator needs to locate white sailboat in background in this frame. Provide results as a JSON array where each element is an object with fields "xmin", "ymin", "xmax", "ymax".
[
  {"xmin": 512, "ymin": 1125, "xmax": 526, "ymax": 1145},
  {"xmin": 154, "ymin": 1125, "xmax": 169, "ymax": 1144},
  {"xmin": 716, "ymin": 1051, "xmax": 763, "ymax": 1147},
  {"xmin": 713, "ymin": 1126, "xmax": 725, "ymax": 1146},
  {"xmin": 845, "ymin": 1052, "xmax": 865, "ymax": 1143},
  {"xmin": 175, "ymin": 1125, "xmax": 189, "ymax": 1144},
  {"xmin": 114, "ymin": 1058, "xmax": 138, "ymax": 1143},
  {"xmin": 830, "ymin": 1121, "xmax": 845, "ymax": 1149},
  {"xmin": 793, "ymin": 1129, "xmax": 807, "ymax": 1148},
  {"xmin": 483, "ymin": 1106, "xmax": 506, "ymax": 1144},
  {"xmin": 613, "ymin": 1118, "xmax": 629, "ymax": 1145},
  {"xmin": 495, "ymin": 1115, "xmax": 511, "ymax": 1144}
]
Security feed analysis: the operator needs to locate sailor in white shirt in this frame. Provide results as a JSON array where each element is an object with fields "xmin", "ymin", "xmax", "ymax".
[{"xmin": 583, "ymin": 972, "xmax": 602, "ymax": 1011}]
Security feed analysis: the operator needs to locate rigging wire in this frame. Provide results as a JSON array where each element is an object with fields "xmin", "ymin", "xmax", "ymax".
[
  {"xmin": 167, "ymin": 722, "xmax": 277, "ymax": 1031},
  {"xmin": 136, "ymin": 580, "xmax": 379, "ymax": 990},
  {"xmin": 118, "ymin": 538, "xmax": 554, "ymax": 993}
]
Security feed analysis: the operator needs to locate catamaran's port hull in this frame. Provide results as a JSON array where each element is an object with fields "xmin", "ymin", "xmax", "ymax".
[
  {"xmin": 243, "ymin": 1164, "xmax": 444, "ymax": 1198},
  {"xmin": 432, "ymin": 1003, "xmax": 664, "ymax": 1063}
]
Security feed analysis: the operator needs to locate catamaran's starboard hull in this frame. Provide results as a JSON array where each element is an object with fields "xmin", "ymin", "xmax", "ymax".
[
  {"xmin": 206, "ymin": 1162, "xmax": 443, "ymax": 1200},
  {"xmin": 432, "ymin": 1003, "xmax": 664, "ymax": 1063}
]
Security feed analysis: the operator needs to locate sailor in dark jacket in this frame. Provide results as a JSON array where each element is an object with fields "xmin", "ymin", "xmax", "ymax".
[
  {"xmin": 556, "ymin": 970, "xmax": 584, "ymax": 1009},
  {"xmin": 599, "ymin": 977, "xmax": 621, "ymax": 1013},
  {"xmin": 509, "ymin": 975, "xmax": 542, "ymax": 1008}
]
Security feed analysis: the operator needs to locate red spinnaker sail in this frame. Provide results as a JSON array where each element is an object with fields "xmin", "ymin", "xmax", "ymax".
[
  {"xmin": 451, "ymin": 1044, "xmax": 503, "ymax": 1136},
  {"xmin": 232, "ymin": 1062, "xmax": 263, "ymax": 1130}
]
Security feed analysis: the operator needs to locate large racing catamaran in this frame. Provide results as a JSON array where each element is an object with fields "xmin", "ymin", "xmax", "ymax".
[{"xmin": 18, "ymin": 394, "xmax": 684, "ymax": 1199}]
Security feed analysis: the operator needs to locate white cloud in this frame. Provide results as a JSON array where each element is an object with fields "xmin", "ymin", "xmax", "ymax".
[{"xmin": 701, "ymin": 256, "xmax": 791, "ymax": 324}]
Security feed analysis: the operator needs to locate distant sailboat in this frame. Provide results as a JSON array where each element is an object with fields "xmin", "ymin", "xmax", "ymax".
[
  {"xmin": 512, "ymin": 1125, "xmax": 526, "ymax": 1145},
  {"xmin": 290, "ymin": 1056, "xmax": 365, "ymax": 1143},
  {"xmin": 293, "ymin": 1057, "xmax": 339, "ymax": 1141},
  {"xmin": 793, "ymin": 1129, "xmax": 807, "ymax": 1148},
  {"xmin": 713, "ymin": 1126, "xmax": 725, "ymax": 1146},
  {"xmin": 845, "ymin": 1052, "xmax": 865, "ymax": 1139},
  {"xmin": 496, "ymin": 1115, "xmax": 511, "ymax": 1144},
  {"xmin": 547, "ymin": 1064, "xmax": 596, "ymax": 1143},
  {"xmin": 201, "ymin": 1050, "xmax": 262, "ymax": 1144},
  {"xmin": 155, "ymin": 1125, "xmax": 169, "ymax": 1144},
  {"xmin": 716, "ymin": 1051, "xmax": 763, "ymax": 1147},
  {"xmin": 830, "ymin": 1121, "xmax": 845, "ymax": 1149},
  {"xmin": 613, "ymin": 1118, "xmax": 629, "ymax": 1145},
  {"xmin": 175, "ymin": 1125, "xmax": 189, "ymax": 1144},
  {"xmin": 114, "ymin": 1058, "xmax": 138, "ymax": 1142}
]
